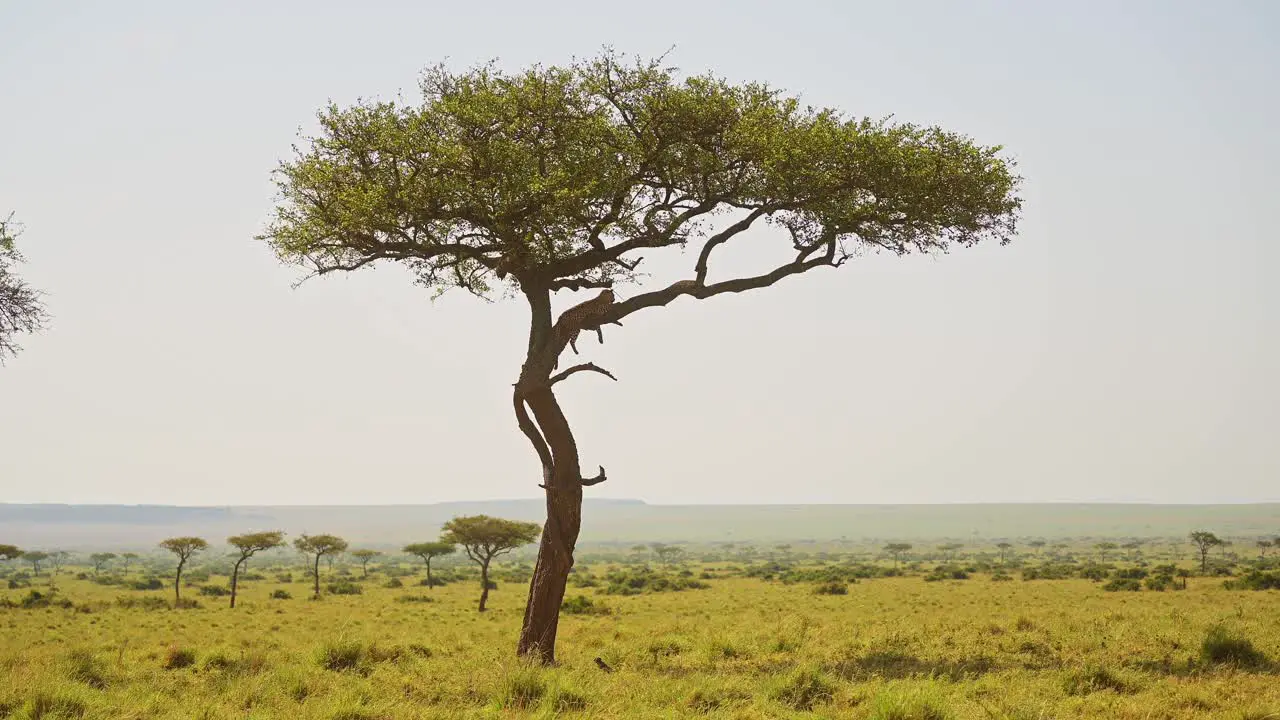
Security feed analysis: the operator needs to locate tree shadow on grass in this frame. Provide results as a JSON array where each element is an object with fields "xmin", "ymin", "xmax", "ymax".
[{"xmin": 828, "ymin": 650, "xmax": 997, "ymax": 682}]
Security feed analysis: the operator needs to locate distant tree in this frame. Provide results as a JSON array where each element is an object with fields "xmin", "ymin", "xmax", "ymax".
[
  {"xmin": 159, "ymin": 537, "xmax": 209, "ymax": 603},
  {"xmin": 0, "ymin": 212, "xmax": 49, "ymax": 362},
  {"xmin": 1094, "ymin": 542, "xmax": 1118, "ymax": 562},
  {"xmin": 1189, "ymin": 531, "xmax": 1222, "ymax": 574},
  {"xmin": 1175, "ymin": 568, "xmax": 1192, "ymax": 590},
  {"xmin": 937, "ymin": 543, "xmax": 963, "ymax": 562},
  {"xmin": 227, "ymin": 531, "xmax": 286, "ymax": 608},
  {"xmin": 350, "ymin": 549, "xmax": 382, "ymax": 578},
  {"xmin": 294, "ymin": 534, "xmax": 348, "ymax": 599},
  {"xmin": 0, "ymin": 544, "xmax": 21, "ymax": 562},
  {"xmin": 993, "ymin": 542, "xmax": 1014, "ymax": 564},
  {"xmin": 403, "ymin": 542, "xmax": 456, "ymax": 588},
  {"xmin": 1028, "ymin": 540, "xmax": 1046, "ymax": 556},
  {"xmin": 89, "ymin": 552, "xmax": 117, "ymax": 575},
  {"xmin": 120, "ymin": 552, "xmax": 139, "ymax": 572},
  {"xmin": 48, "ymin": 550, "xmax": 70, "ymax": 576},
  {"xmin": 1256, "ymin": 540, "xmax": 1272, "ymax": 559},
  {"xmin": 628, "ymin": 545, "xmax": 649, "ymax": 560},
  {"xmin": 883, "ymin": 543, "xmax": 913, "ymax": 569},
  {"xmin": 441, "ymin": 515, "xmax": 540, "ymax": 612},
  {"xmin": 260, "ymin": 51, "xmax": 1022, "ymax": 664},
  {"xmin": 652, "ymin": 543, "xmax": 684, "ymax": 565},
  {"xmin": 22, "ymin": 550, "xmax": 48, "ymax": 575}
]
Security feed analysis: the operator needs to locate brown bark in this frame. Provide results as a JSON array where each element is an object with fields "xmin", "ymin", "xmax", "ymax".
[
  {"xmin": 230, "ymin": 558, "xmax": 245, "ymax": 609},
  {"xmin": 174, "ymin": 561, "xmax": 184, "ymax": 604},
  {"xmin": 478, "ymin": 559, "xmax": 491, "ymax": 611},
  {"xmin": 515, "ymin": 386, "xmax": 583, "ymax": 663},
  {"xmin": 312, "ymin": 555, "xmax": 322, "ymax": 598}
]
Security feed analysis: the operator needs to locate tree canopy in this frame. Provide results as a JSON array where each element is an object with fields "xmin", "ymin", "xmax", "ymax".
[
  {"xmin": 229, "ymin": 531, "xmax": 286, "ymax": 557},
  {"xmin": 0, "ymin": 213, "xmax": 49, "ymax": 362},
  {"xmin": 442, "ymin": 516, "xmax": 541, "ymax": 562},
  {"xmin": 0, "ymin": 544, "xmax": 21, "ymax": 561},
  {"xmin": 404, "ymin": 541, "xmax": 456, "ymax": 562},
  {"xmin": 159, "ymin": 537, "xmax": 209, "ymax": 561}
]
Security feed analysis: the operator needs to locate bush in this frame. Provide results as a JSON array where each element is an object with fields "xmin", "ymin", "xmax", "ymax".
[
  {"xmin": 924, "ymin": 566, "xmax": 969, "ymax": 582},
  {"xmin": 116, "ymin": 596, "xmax": 169, "ymax": 611},
  {"xmin": 174, "ymin": 598, "xmax": 202, "ymax": 609},
  {"xmin": 130, "ymin": 577, "xmax": 165, "ymax": 591},
  {"xmin": 198, "ymin": 584, "xmax": 230, "ymax": 597},
  {"xmin": 382, "ymin": 578, "xmax": 404, "ymax": 589},
  {"xmin": 1224, "ymin": 570, "xmax": 1280, "ymax": 591},
  {"xmin": 271, "ymin": 589, "xmax": 292, "ymax": 600},
  {"xmin": 991, "ymin": 572, "xmax": 1013, "ymax": 582},
  {"xmin": 560, "ymin": 594, "xmax": 610, "ymax": 615},
  {"xmin": 1103, "ymin": 578, "xmax": 1141, "ymax": 592},
  {"xmin": 326, "ymin": 581, "xmax": 362, "ymax": 596},
  {"xmin": 64, "ymin": 649, "xmax": 108, "ymax": 689},
  {"xmin": 601, "ymin": 567, "xmax": 710, "ymax": 595},
  {"xmin": 275, "ymin": 573, "xmax": 293, "ymax": 583},
  {"xmin": 813, "ymin": 581, "xmax": 848, "ymax": 595},
  {"xmin": 1200, "ymin": 625, "xmax": 1269, "ymax": 668},
  {"xmin": 395, "ymin": 594, "xmax": 436, "ymax": 604},
  {"xmin": 162, "ymin": 645, "xmax": 197, "ymax": 670}
]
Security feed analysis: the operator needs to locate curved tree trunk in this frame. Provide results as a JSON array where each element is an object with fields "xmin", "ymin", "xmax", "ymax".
[
  {"xmin": 516, "ymin": 386, "xmax": 583, "ymax": 663},
  {"xmin": 312, "ymin": 555, "xmax": 322, "ymax": 598},
  {"xmin": 479, "ymin": 558, "xmax": 491, "ymax": 611},
  {"xmin": 174, "ymin": 561, "xmax": 184, "ymax": 604},
  {"xmin": 230, "ymin": 558, "xmax": 245, "ymax": 609}
]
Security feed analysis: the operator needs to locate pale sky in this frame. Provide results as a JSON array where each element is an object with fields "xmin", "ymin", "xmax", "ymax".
[{"xmin": 1, "ymin": 0, "xmax": 1276, "ymax": 506}]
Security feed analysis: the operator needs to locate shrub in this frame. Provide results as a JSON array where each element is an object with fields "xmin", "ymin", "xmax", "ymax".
[
  {"xmin": 924, "ymin": 566, "xmax": 969, "ymax": 582},
  {"xmin": 174, "ymin": 598, "xmax": 202, "ymax": 609},
  {"xmin": 382, "ymin": 578, "xmax": 404, "ymax": 589},
  {"xmin": 770, "ymin": 667, "xmax": 834, "ymax": 711},
  {"xmin": 271, "ymin": 589, "xmax": 292, "ymax": 600},
  {"xmin": 814, "ymin": 581, "xmax": 848, "ymax": 595},
  {"xmin": 1103, "ymin": 578, "xmax": 1141, "ymax": 592},
  {"xmin": 198, "ymin": 584, "xmax": 230, "ymax": 597},
  {"xmin": 395, "ymin": 594, "xmax": 436, "ymax": 604},
  {"xmin": 21, "ymin": 691, "xmax": 87, "ymax": 719},
  {"xmin": 130, "ymin": 577, "xmax": 165, "ymax": 591},
  {"xmin": 326, "ymin": 581, "xmax": 362, "ymax": 596},
  {"xmin": 162, "ymin": 645, "xmax": 197, "ymax": 670},
  {"xmin": 1200, "ymin": 625, "xmax": 1269, "ymax": 668},
  {"xmin": 1224, "ymin": 571, "xmax": 1280, "ymax": 591},
  {"xmin": 991, "ymin": 572, "xmax": 1013, "ymax": 582},
  {"xmin": 275, "ymin": 573, "xmax": 293, "ymax": 583},
  {"xmin": 560, "ymin": 594, "xmax": 610, "ymax": 615}
]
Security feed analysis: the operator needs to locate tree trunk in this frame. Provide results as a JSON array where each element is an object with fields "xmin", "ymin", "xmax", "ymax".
[
  {"xmin": 312, "ymin": 555, "xmax": 321, "ymax": 598},
  {"xmin": 479, "ymin": 558, "xmax": 491, "ymax": 612},
  {"xmin": 230, "ymin": 558, "xmax": 245, "ymax": 609},
  {"xmin": 426, "ymin": 558, "xmax": 433, "ymax": 589},
  {"xmin": 174, "ymin": 562, "xmax": 184, "ymax": 604},
  {"xmin": 516, "ymin": 387, "xmax": 583, "ymax": 664}
]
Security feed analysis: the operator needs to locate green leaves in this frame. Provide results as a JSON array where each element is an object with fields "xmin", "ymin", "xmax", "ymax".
[{"xmin": 261, "ymin": 50, "xmax": 1021, "ymax": 299}]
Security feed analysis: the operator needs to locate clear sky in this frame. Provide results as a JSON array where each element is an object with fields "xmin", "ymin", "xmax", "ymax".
[{"xmin": 1, "ymin": 0, "xmax": 1276, "ymax": 506}]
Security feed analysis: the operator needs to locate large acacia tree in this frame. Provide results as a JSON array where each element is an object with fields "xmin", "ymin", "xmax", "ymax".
[
  {"xmin": 261, "ymin": 51, "xmax": 1022, "ymax": 663},
  {"xmin": 1, "ymin": 213, "xmax": 49, "ymax": 362},
  {"xmin": 228, "ymin": 531, "xmax": 286, "ymax": 608}
]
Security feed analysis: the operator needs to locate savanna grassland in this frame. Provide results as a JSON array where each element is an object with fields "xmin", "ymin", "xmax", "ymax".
[{"xmin": 2, "ymin": 549, "xmax": 1279, "ymax": 720}]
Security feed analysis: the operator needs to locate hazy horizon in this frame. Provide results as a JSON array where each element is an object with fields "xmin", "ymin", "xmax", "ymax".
[{"xmin": 2, "ymin": 1, "xmax": 1277, "ymax": 506}]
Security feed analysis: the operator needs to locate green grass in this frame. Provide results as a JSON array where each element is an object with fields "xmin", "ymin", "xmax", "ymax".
[{"xmin": 1, "ymin": 564, "xmax": 1278, "ymax": 718}]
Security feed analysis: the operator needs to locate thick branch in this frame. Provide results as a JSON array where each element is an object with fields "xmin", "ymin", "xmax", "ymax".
[
  {"xmin": 549, "ymin": 276, "xmax": 614, "ymax": 292},
  {"xmin": 693, "ymin": 207, "xmax": 770, "ymax": 285},
  {"xmin": 581, "ymin": 466, "xmax": 608, "ymax": 486},
  {"xmin": 549, "ymin": 362, "xmax": 618, "ymax": 387}
]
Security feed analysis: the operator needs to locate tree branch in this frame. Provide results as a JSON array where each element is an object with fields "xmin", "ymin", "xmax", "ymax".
[
  {"xmin": 581, "ymin": 466, "xmax": 608, "ymax": 486},
  {"xmin": 548, "ymin": 362, "xmax": 618, "ymax": 387}
]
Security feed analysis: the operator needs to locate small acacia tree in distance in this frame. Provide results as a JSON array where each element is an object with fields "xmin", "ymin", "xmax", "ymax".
[
  {"xmin": 260, "ymin": 50, "xmax": 1022, "ymax": 662},
  {"xmin": 0, "ymin": 544, "xmax": 22, "ymax": 562},
  {"xmin": 159, "ymin": 537, "xmax": 208, "ymax": 604},
  {"xmin": 22, "ymin": 550, "xmax": 48, "ymax": 575},
  {"xmin": 1189, "ymin": 530, "xmax": 1223, "ymax": 574},
  {"xmin": 120, "ymin": 552, "xmax": 139, "ymax": 572},
  {"xmin": 884, "ymin": 543, "xmax": 912, "ymax": 569},
  {"xmin": 294, "ymin": 534, "xmax": 348, "ymax": 599},
  {"xmin": 350, "ymin": 549, "xmax": 382, "ymax": 578},
  {"xmin": 228, "ymin": 531, "xmax": 286, "ymax": 608},
  {"xmin": 89, "ymin": 552, "xmax": 117, "ymax": 575},
  {"xmin": 441, "ymin": 516, "xmax": 540, "ymax": 612},
  {"xmin": 403, "ymin": 541, "xmax": 456, "ymax": 589},
  {"xmin": 995, "ymin": 542, "xmax": 1014, "ymax": 565}
]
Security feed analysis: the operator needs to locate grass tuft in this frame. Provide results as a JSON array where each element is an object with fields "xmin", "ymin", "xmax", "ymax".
[
  {"xmin": 770, "ymin": 666, "xmax": 835, "ymax": 711},
  {"xmin": 1201, "ymin": 624, "xmax": 1269, "ymax": 669}
]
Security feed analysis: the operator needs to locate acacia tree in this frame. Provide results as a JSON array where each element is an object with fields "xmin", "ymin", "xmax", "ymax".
[
  {"xmin": 89, "ymin": 552, "xmax": 117, "ymax": 575},
  {"xmin": 228, "ymin": 531, "xmax": 285, "ymax": 608},
  {"xmin": 159, "ymin": 537, "xmax": 208, "ymax": 603},
  {"xmin": 937, "ymin": 543, "xmax": 963, "ymax": 563},
  {"xmin": 1189, "ymin": 530, "xmax": 1222, "ymax": 573},
  {"xmin": 0, "ymin": 213, "xmax": 49, "ymax": 362},
  {"xmin": 995, "ymin": 542, "xmax": 1014, "ymax": 564},
  {"xmin": 403, "ymin": 541, "xmax": 456, "ymax": 588},
  {"xmin": 294, "ymin": 534, "xmax": 348, "ymax": 599},
  {"xmin": 260, "ymin": 51, "xmax": 1021, "ymax": 662},
  {"xmin": 1028, "ymin": 540, "xmax": 1046, "ymax": 556},
  {"xmin": 120, "ymin": 552, "xmax": 139, "ymax": 572},
  {"xmin": 441, "ymin": 515, "xmax": 540, "ymax": 612},
  {"xmin": 0, "ymin": 544, "xmax": 21, "ymax": 562},
  {"xmin": 651, "ymin": 543, "xmax": 684, "ymax": 565},
  {"xmin": 884, "ymin": 542, "xmax": 912, "ymax": 569},
  {"xmin": 22, "ymin": 550, "xmax": 48, "ymax": 575},
  {"xmin": 350, "ymin": 549, "xmax": 382, "ymax": 578}
]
